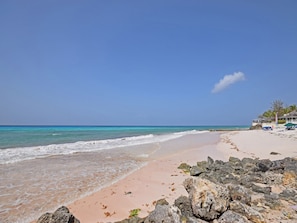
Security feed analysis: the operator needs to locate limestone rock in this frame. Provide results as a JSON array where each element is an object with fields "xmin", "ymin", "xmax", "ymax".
[
  {"xmin": 183, "ymin": 177, "xmax": 230, "ymax": 221},
  {"xmin": 230, "ymin": 201, "xmax": 265, "ymax": 223},
  {"xmin": 228, "ymin": 184, "xmax": 252, "ymax": 205},
  {"xmin": 37, "ymin": 206, "xmax": 80, "ymax": 223},
  {"xmin": 144, "ymin": 204, "xmax": 180, "ymax": 223},
  {"xmin": 115, "ymin": 216, "xmax": 145, "ymax": 223},
  {"xmin": 190, "ymin": 165, "xmax": 204, "ymax": 176},
  {"xmin": 218, "ymin": 210, "xmax": 252, "ymax": 223},
  {"xmin": 251, "ymin": 184, "xmax": 271, "ymax": 194},
  {"xmin": 255, "ymin": 159, "xmax": 272, "ymax": 172}
]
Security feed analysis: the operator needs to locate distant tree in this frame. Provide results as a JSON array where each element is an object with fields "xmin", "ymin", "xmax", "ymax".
[
  {"xmin": 261, "ymin": 110, "xmax": 274, "ymax": 118},
  {"xmin": 259, "ymin": 101, "xmax": 296, "ymax": 121},
  {"xmin": 271, "ymin": 100, "xmax": 284, "ymax": 116},
  {"xmin": 288, "ymin": 104, "xmax": 297, "ymax": 112}
]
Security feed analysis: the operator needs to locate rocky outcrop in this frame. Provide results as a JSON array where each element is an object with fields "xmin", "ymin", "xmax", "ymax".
[
  {"xmin": 144, "ymin": 203, "xmax": 181, "ymax": 223},
  {"xmin": 37, "ymin": 156, "xmax": 297, "ymax": 223},
  {"xmin": 142, "ymin": 156, "xmax": 297, "ymax": 223},
  {"xmin": 37, "ymin": 206, "xmax": 80, "ymax": 223},
  {"xmin": 184, "ymin": 178, "xmax": 230, "ymax": 220}
]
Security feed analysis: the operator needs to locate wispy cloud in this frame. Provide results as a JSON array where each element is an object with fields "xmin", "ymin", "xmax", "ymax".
[{"xmin": 212, "ymin": 71, "xmax": 245, "ymax": 93}]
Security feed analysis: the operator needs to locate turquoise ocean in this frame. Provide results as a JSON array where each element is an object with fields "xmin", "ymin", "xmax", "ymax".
[
  {"xmin": 0, "ymin": 125, "xmax": 248, "ymax": 223},
  {"xmin": 0, "ymin": 125, "xmax": 247, "ymax": 164}
]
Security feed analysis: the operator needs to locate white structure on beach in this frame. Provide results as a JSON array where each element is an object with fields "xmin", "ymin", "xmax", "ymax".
[{"xmin": 279, "ymin": 110, "xmax": 297, "ymax": 124}]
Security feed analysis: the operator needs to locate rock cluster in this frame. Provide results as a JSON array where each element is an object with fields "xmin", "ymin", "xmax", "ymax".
[
  {"xmin": 37, "ymin": 206, "xmax": 80, "ymax": 223},
  {"xmin": 37, "ymin": 156, "xmax": 297, "ymax": 223},
  {"xmin": 117, "ymin": 156, "xmax": 297, "ymax": 223}
]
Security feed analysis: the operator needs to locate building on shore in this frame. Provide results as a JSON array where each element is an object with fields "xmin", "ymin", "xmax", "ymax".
[
  {"xmin": 279, "ymin": 111, "xmax": 297, "ymax": 124},
  {"xmin": 252, "ymin": 110, "xmax": 297, "ymax": 129}
]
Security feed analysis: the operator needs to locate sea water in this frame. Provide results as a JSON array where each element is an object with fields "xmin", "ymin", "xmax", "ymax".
[{"xmin": 0, "ymin": 126, "xmax": 247, "ymax": 223}]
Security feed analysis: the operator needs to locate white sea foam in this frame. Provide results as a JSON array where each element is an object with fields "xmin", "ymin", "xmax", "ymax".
[{"xmin": 0, "ymin": 130, "xmax": 209, "ymax": 164}]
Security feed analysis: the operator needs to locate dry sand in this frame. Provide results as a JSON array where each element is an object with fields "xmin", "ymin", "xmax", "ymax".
[{"xmin": 67, "ymin": 129, "xmax": 297, "ymax": 223}]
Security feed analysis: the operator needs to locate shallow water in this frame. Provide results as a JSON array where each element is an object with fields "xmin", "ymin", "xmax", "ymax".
[
  {"xmin": 0, "ymin": 132, "xmax": 220, "ymax": 223},
  {"xmin": 0, "ymin": 149, "xmax": 147, "ymax": 223}
]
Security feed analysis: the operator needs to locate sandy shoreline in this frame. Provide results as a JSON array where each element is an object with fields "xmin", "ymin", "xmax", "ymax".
[
  {"xmin": 68, "ymin": 133, "xmax": 223, "ymax": 222},
  {"xmin": 64, "ymin": 129, "xmax": 297, "ymax": 223}
]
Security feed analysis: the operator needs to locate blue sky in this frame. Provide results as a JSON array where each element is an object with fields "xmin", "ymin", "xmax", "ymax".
[{"xmin": 1, "ymin": 1, "xmax": 297, "ymax": 126}]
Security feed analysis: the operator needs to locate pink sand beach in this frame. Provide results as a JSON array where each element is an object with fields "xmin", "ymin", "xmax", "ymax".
[{"xmin": 66, "ymin": 129, "xmax": 297, "ymax": 223}]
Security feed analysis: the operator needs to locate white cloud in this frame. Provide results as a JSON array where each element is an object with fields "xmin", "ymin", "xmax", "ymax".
[{"xmin": 211, "ymin": 71, "xmax": 245, "ymax": 93}]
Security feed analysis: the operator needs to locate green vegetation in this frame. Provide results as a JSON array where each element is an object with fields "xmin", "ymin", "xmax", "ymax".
[
  {"xmin": 129, "ymin": 208, "xmax": 141, "ymax": 218},
  {"xmin": 178, "ymin": 162, "xmax": 191, "ymax": 174},
  {"xmin": 259, "ymin": 100, "xmax": 296, "ymax": 120}
]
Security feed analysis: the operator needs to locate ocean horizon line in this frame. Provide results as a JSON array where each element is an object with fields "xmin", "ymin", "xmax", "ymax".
[{"xmin": 0, "ymin": 124, "xmax": 249, "ymax": 127}]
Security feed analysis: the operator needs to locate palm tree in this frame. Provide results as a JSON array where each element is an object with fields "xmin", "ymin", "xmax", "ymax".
[{"xmin": 288, "ymin": 104, "xmax": 297, "ymax": 113}]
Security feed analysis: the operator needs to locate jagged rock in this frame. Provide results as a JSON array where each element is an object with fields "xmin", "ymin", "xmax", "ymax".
[
  {"xmin": 37, "ymin": 206, "xmax": 80, "ymax": 223},
  {"xmin": 183, "ymin": 177, "xmax": 230, "ymax": 221},
  {"xmin": 155, "ymin": 198, "xmax": 169, "ymax": 206},
  {"xmin": 239, "ymin": 172, "xmax": 265, "ymax": 188},
  {"xmin": 229, "ymin": 156, "xmax": 241, "ymax": 164},
  {"xmin": 207, "ymin": 156, "xmax": 214, "ymax": 165},
  {"xmin": 242, "ymin": 158, "xmax": 257, "ymax": 174},
  {"xmin": 174, "ymin": 196, "xmax": 193, "ymax": 217},
  {"xmin": 182, "ymin": 216, "xmax": 208, "ymax": 223},
  {"xmin": 115, "ymin": 216, "xmax": 145, "ymax": 223},
  {"xmin": 229, "ymin": 201, "xmax": 265, "ymax": 223},
  {"xmin": 37, "ymin": 213, "xmax": 52, "ymax": 223},
  {"xmin": 190, "ymin": 165, "xmax": 205, "ymax": 176},
  {"xmin": 255, "ymin": 159, "xmax": 272, "ymax": 172},
  {"xmin": 144, "ymin": 204, "xmax": 180, "ymax": 223},
  {"xmin": 263, "ymin": 193, "xmax": 281, "ymax": 209},
  {"xmin": 196, "ymin": 161, "xmax": 208, "ymax": 170},
  {"xmin": 218, "ymin": 210, "xmax": 252, "ymax": 223},
  {"xmin": 199, "ymin": 167, "xmax": 238, "ymax": 185},
  {"xmin": 279, "ymin": 189, "xmax": 297, "ymax": 202},
  {"xmin": 270, "ymin": 159, "xmax": 285, "ymax": 172},
  {"xmin": 228, "ymin": 184, "xmax": 252, "ymax": 205},
  {"xmin": 262, "ymin": 172, "xmax": 283, "ymax": 185},
  {"xmin": 283, "ymin": 157, "xmax": 297, "ymax": 173},
  {"xmin": 251, "ymin": 184, "xmax": 271, "ymax": 194}
]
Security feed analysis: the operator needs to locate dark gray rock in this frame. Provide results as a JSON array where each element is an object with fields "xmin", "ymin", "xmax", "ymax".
[
  {"xmin": 283, "ymin": 157, "xmax": 297, "ymax": 173},
  {"xmin": 264, "ymin": 193, "xmax": 281, "ymax": 209},
  {"xmin": 229, "ymin": 201, "xmax": 265, "ymax": 223},
  {"xmin": 218, "ymin": 210, "xmax": 252, "ymax": 223},
  {"xmin": 174, "ymin": 196, "xmax": 193, "ymax": 217},
  {"xmin": 239, "ymin": 172, "xmax": 265, "ymax": 188},
  {"xmin": 242, "ymin": 161, "xmax": 257, "ymax": 174},
  {"xmin": 262, "ymin": 172, "xmax": 283, "ymax": 185},
  {"xmin": 270, "ymin": 159, "xmax": 285, "ymax": 173},
  {"xmin": 115, "ymin": 216, "xmax": 145, "ymax": 223},
  {"xmin": 207, "ymin": 156, "xmax": 214, "ymax": 165},
  {"xmin": 251, "ymin": 184, "xmax": 271, "ymax": 194},
  {"xmin": 196, "ymin": 161, "xmax": 208, "ymax": 170},
  {"xmin": 184, "ymin": 177, "xmax": 230, "ymax": 221},
  {"xmin": 190, "ymin": 165, "xmax": 205, "ymax": 176},
  {"xmin": 270, "ymin": 152, "xmax": 281, "ymax": 155},
  {"xmin": 37, "ymin": 206, "xmax": 80, "ymax": 223},
  {"xmin": 255, "ymin": 159, "xmax": 272, "ymax": 172},
  {"xmin": 144, "ymin": 204, "xmax": 180, "ymax": 223},
  {"xmin": 279, "ymin": 189, "xmax": 297, "ymax": 202},
  {"xmin": 37, "ymin": 213, "xmax": 52, "ymax": 223}
]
